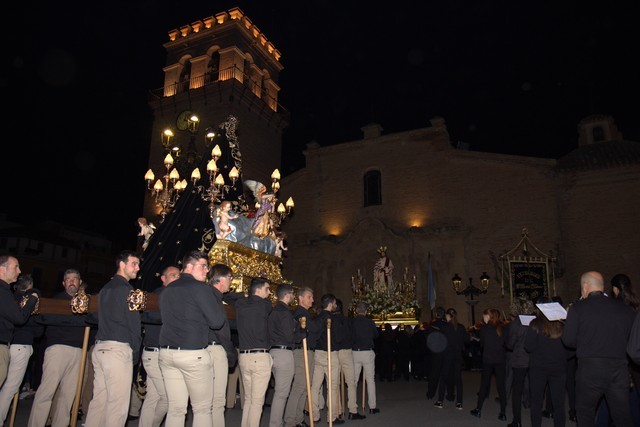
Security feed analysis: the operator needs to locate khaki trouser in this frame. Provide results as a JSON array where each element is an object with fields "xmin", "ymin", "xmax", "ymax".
[
  {"xmin": 28, "ymin": 345, "xmax": 82, "ymax": 427},
  {"xmin": 208, "ymin": 344, "xmax": 228, "ymax": 427},
  {"xmin": 268, "ymin": 349, "xmax": 294, "ymax": 427},
  {"xmin": 139, "ymin": 348, "xmax": 167, "ymax": 427},
  {"xmin": 310, "ymin": 350, "xmax": 340, "ymax": 422},
  {"xmin": 239, "ymin": 352, "xmax": 273, "ymax": 427},
  {"xmin": 84, "ymin": 341, "xmax": 133, "ymax": 427}
]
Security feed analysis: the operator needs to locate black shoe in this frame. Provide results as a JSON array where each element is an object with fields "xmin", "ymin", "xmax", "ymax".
[
  {"xmin": 348, "ymin": 412, "xmax": 366, "ymax": 420},
  {"xmin": 542, "ymin": 410, "xmax": 553, "ymax": 419},
  {"xmin": 470, "ymin": 408, "xmax": 481, "ymax": 418},
  {"xmin": 369, "ymin": 408, "xmax": 380, "ymax": 414},
  {"xmin": 498, "ymin": 413, "xmax": 507, "ymax": 421},
  {"xmin": 332, "ymin": 419, "xmax": 345, "ymax": 425},
  {"xmin": 569, "ymin": 411, "xmax": 577, "ymax": 422},
  {"xmin": 507, "ymin": 422, "xmax": 521, "ymax": 427}
]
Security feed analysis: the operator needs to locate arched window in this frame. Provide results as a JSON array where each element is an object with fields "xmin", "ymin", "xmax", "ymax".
[
  {"xmin": 179, "ymin": 61, "xmax": 192, "ymax": 93},
  {"xmin": 363, "ymin": 170, "xmax": 382, "ymax": 206},
  {"xmin": 592, "ymin": 126, "xmax": 605, "ymax": 142},
  {"xmin": 206, "ymin": 52, "xmax": 220, "ymax": 83}
]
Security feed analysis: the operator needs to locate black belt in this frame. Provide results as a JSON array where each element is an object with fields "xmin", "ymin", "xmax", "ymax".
[
  {"xmin": 270, "ymin": 345, "xmax": 293, "ymax": 351},
  {"xmin": 353, "ymin": 348, "xmax": 372, "ymax": 351},
  {"xmin": 0, "ymin": 341, "xmax": 8, "ymax": 346},
  {"xmin": 293, "ymin": 345, "xmax": 302, "ymax": 350},
  {"xmin": 240, "ymin": 349, "xmax": 268, "ymax": 354},
  {"xmin": 209, "ymin": 341, "xmax": 221, "ymax": 346},
  {"xmin": 162, "ymin": 346, "xmax": 205, "ymax": 350},
  {"xmin": 144, "ymin": 346, "xmax": 160, "ymax": 352}
]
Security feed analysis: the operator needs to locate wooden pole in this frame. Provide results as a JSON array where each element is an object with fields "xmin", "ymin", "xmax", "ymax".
[
  {"xmin": 8, "ymin": 391, "xmax": 19, "ymax": 427},
  {"xmin": 340, "ymin": 369, "xmax": 345, "ymax": 418},
  {"xmin": 327, "ymin": 318, "xmax": 333, "ymax": 427},
  {"xmin": 70, "ymin": 326, "xmax": 91, "ymax": 427},
  {"xmin": 300, "ymin": 317, "xmax": 314, "ymax": 427},
  {"xmin": 361, "ymin": 374, "xmax": 366, "ymax": 413}
]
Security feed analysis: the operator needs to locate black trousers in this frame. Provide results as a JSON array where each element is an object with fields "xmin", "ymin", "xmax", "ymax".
[
  {"xmin": 427, "ymin": 352, "xmax": 444, "ymax": 398},
  {"xmin": 576, "ymin": 358, "xmax": 632, "ymax": 427},
  {"xmin": 439, "ymin": 357, "xmax": 463, "ymax": 404},
  {"xmin": 529, "ymin": 366, "xmax": 566, "ymax": 427},
  {"xmin": 511, "ymin": 367, "xmax": 528, "ymax": 423},
  {"xmin": 476, "ymin": 362, "xmax": 506, "ymax": 412}
]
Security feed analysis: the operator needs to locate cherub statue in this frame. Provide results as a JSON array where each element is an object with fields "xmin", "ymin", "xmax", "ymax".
[
  {"xmin": 373, "ymin": 246, "xmax": 394, "ymax": 291},
  {"xmin": 215, "ymin": 200, "xmax": 239, "ymax": 240},
  {"xmin": 274, "ymin": 231, "xmax": 288, "ymax": 258},
  {"xmin": 137, "ymin": 217, "xmax": 156, "ymax": 251}
]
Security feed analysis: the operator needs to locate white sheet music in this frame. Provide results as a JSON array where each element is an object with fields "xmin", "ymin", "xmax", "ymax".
[
  {"xmin": 519, "ymin": 315, "xmax": 536, "ymax": 326},
  {"xmin": 536, "ymin": 302, "xmax": 567, "ymax": 321}
]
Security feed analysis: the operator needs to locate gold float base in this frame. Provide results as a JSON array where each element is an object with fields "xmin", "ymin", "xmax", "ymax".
[
  {"xmin": 372, "ymin": 310, "xmax": 419, "ymax": 328},
  {"xmin": 208, "ymin": 240, "xmax": 284, "ymax": 292}
]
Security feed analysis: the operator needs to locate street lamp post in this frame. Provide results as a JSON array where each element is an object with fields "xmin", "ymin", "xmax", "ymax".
[{"xmin": 452, "ymin": 272, "xmax": 490, "ymax": 325}]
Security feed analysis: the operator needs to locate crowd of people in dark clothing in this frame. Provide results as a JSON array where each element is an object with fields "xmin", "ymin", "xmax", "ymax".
[
  {"xmin": 373, "ymin": 271, "xmax": 640, "ymax": 427},
  {"xmin": 3, "ymin": 251, "xmax": 640, "ymax": 427}
]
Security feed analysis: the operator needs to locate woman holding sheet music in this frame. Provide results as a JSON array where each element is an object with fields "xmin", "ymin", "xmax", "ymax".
[
  {"xmin": 524, "ymin": 298, "xmax": 571, "ymax": 427},
  {"xmin": 469, "ymin": 308, "xmax": 507, "ymax": 421}
]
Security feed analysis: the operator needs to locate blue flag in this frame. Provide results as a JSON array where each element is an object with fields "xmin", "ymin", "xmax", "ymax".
[{"xmin": 428, "ymin": 253, "xmax": 436, "ymax": 310}]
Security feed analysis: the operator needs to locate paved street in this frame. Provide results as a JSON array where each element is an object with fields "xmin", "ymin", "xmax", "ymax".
[{"xmin": 10, "ymin": 370, "xmax": 569, "ymax": 427}]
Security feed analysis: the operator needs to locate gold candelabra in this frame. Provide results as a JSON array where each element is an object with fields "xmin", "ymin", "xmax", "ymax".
[
  {"xmin": 144, "ymin": 112, "xmax": 242, "ymax": 222},
  {"xmin": 144, "ymin": 153, "xmax": 188, "ymax": 222},
  {"xmin": 192, "ymin": 143, "xmax": 240, "ymax": 220},
  {"xmin": 267, "ymin": 168, "xmax": 295, "ymax": 230}
]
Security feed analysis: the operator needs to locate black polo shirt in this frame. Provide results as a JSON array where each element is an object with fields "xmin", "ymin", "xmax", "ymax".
[{"xmin": 159, "ymin": 273, "xmax": 225, "ymax": 350}]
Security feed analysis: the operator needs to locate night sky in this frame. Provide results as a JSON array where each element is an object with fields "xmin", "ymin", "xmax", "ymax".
[{"xmin": 4, "ymin": 1, "xmax": 639, "ymax": 249}]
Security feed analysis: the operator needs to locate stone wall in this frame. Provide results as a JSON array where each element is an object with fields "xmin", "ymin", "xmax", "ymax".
[{"xmin": 280, "ymin": 119, "xmax": 640, "ymax": 324}]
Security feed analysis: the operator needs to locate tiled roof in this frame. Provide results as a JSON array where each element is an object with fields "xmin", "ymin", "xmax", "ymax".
[{"xmin": 556, "ymin": 140, "xmax": 640, "ymax": 172}]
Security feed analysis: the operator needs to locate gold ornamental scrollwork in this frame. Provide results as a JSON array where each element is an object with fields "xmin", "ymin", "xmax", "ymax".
[
  {"xmin": 208, "ymin": 240, "xmax": 284, "ymax": 288},
  {"xmin": 70, "ymin": 290, "xmax": 90, "ymax": 314},
  {"xmin": 128, "ymin": 289, "xmax": 148, "ymax": 312},
  {"xmin": 20, "ymin": 294, "xmax": 40, "ymax": 315}
]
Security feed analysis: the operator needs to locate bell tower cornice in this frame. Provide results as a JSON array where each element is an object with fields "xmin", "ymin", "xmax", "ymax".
[{"xmin": 165, "ymin": 7, "xmax": 282, "ymax": 70}]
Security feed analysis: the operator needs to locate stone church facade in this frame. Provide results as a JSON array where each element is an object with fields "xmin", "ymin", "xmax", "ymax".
[{"xmin": 280, "ymin": 115, "xmax": 640, "ymax": 324}]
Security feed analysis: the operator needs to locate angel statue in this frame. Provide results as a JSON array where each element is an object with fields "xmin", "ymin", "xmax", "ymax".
[
  {"xmin": 214, "ymin": 200, "xmax": 239, "ymax": 240},
  {"xmin": 137, "ymin": 217, "xmax": 156, "ymax": 251},
  {"xmin": 373, "ymin": 246, "xmax": 394, "ymax": 291},
  {"xmin": 244, "ymin": 179, "xmax": 276, "ymax": 239}
]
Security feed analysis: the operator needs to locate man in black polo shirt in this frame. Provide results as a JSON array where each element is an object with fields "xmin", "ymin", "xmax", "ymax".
[
  {"xmin": 158, "ymin": 251, "xmax": 225, "ymax": 427},
  {"xmin": 0, "ymin": 274, "xmax": 43, "ymax": 425},
  {"xmin": 85, "ymin": 250, "xmax": 142, "ymax": 427},
  {"xmin": 334, "ymin": 299, "xmax": 365, "ymax": 420},
  {"xmin": 138, "ymin": 264, "xmax": 180, "ymax": 427},
  {"xmin": 0, "ymin": 254, "xmax": 39, "ymax": 386},
  {"xmin": 232, "ymin": 277, "xmax": 273, "ymax": 427},
  {"xmin": 28, "ymin": 268, "xmax": 93, "ymax": 427},
  {"xmin": 206, "ymin": 263, "xmax": 237, "ymax": 427},
  {"xmin": 268, "ymin": 283, "xmax": 303, "ymax": 427},
  {"xmin": 283, "ymin": 286, "xmax": 316, "ymax": 427},
  {"xmin": 310, "ymin": 294, "xmax": 344, "ymax": 425},
  {"xmin": 562, "ymin": 271, "xmax": 636, "ymax": 427},
  {"xmin": 352, "ymin": 301, "xmax": 380, "ymax": 415}
]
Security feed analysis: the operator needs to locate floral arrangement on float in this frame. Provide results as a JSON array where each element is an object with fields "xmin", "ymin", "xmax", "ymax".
[{"xmin": 350, "ymin": 261, "xmax": 420, "ymax": 320}]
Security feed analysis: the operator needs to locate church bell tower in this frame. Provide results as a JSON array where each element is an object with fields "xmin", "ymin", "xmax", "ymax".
[{"xmin": 143, "ymin": 7, "xmax": 288, "ymax": 221}]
